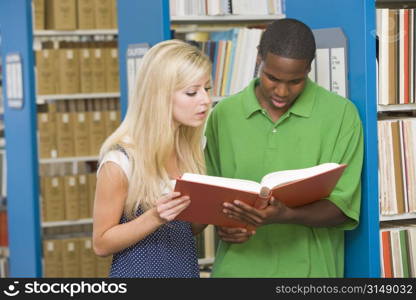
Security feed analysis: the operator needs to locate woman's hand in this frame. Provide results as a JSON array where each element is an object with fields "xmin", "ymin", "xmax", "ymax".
[{"xmin": 156, "ymin": 192, "xmax": 191, "ymax": 222}]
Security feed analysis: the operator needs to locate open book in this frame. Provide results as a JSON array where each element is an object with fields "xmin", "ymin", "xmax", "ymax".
[{"xmin": 174, "ymin": 163, "xmax": 347, "ymax": 228}]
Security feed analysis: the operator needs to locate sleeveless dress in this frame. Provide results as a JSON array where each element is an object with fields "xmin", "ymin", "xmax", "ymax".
[{"xmin": 98, "ymin": 150, "xmax": 199, "ymax": 278}]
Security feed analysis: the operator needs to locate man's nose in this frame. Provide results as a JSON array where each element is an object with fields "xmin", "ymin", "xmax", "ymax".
[{"xmin": 274, "ymin": 83, "xmax": 289, "ymax": 98}]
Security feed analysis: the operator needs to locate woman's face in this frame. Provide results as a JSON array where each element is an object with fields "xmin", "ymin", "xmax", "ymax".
[{"xmin": 172, "ymin": 75, "xmax": 212, "ymax": 128}]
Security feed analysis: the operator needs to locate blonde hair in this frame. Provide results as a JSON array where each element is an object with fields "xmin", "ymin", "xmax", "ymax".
[{"xmin": 99, "ymin": 39, "xmax": 212, "ymax": 220}]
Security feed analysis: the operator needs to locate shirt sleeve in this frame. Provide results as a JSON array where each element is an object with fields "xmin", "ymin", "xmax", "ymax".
[
  {"xmin": 97, "ymin": 150, "xmax": 131, "ymax": 181},
  {"xmin": 204, "ymin": 108, "xmax": 222, "ymax": 177},
  {"xmin": 328, "ymin": 103, "xmax": 364, "ymax": 230}
]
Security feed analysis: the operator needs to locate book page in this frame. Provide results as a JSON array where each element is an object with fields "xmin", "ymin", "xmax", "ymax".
[
  {"xmin": 260, "ymin": 163, "xmax": 341, "ymax": 189},
  {"xmin": 181, "ymin": 173, "xmax": 260, "ymax": 193}
]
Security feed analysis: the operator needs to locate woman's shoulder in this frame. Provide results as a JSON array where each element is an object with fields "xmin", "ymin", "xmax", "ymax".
[{"xmin": 98, "ymin": 148, "xmax": 131, "ymax": 180}]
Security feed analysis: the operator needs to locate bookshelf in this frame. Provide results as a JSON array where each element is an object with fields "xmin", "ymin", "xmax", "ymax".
[
  {"xmin": 0, "ymin": 0, "xmax": 120, "ymax": 277},
  {"xmin": 378, "ymin": 104, "xmax": 416, "ymax": 112},
  {"xmin": 171, "ymin": 15, "xmax": 284, "ymax": 22},
  {"xmin": 42, "ymin": 218, "xmax": 93, "ymax": 228},
  {"xmin": 0, "ymin": 0, "xmax": 384, "ymax": 277},
  {"xmin": 34, "ymin": 29, "xmax": 118, "ymax": 37},
  {"xmin": 39, "ymin": 156, "xmax": 99, "ymax": 164},
  {"xmin": 33, "ymin": 1, "xmax": 120, "ymax": 277},
  {"xmin": 377, "ymin": 0, "xmax": 416, "ymax": 8},
  {"xmin": 37, "ymin": 92, "xmax": 120, "ymax": 104},
  {"xmin": 375, "ymin": 0, "xmax": 416, "ymax": 277},
  {"xmin": 0, "ymin": 0, "xmax": 42, "ymax": 276},
  {"xmin": 42, "ymin": 219, "xmax": 92, "ymax": 228},
  {"xmin": 380, "ymin": 213, "xmax": 416, "ymax": 222}
]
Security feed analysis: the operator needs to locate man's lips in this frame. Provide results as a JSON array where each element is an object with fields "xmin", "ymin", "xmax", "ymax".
[{"xmin": 271, "ymin": 98, "xmax": 287, "ymax": 107}]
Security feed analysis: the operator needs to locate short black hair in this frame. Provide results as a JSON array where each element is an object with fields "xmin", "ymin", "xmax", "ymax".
[{"xmin": 258, "ymin": 18, "xmax": 316, "ymax": 63}]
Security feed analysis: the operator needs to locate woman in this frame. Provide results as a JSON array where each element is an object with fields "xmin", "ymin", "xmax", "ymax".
[{"xmin": 92, "ymin": 39, "xmax": 211, "ymax": 278}]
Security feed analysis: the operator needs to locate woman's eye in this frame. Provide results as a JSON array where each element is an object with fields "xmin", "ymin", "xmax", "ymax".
[
  {"xmin": 186, "ymin": 92, "xmax": 197, "ymax": 97},
  {"xmin": 204, "ymin": 87, "xmax": 212, "ymax": 92}
]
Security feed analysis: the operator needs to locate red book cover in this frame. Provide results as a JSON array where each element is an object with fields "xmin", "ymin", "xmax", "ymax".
[
  {"xmin": 381, "ymin": 231, "xmax": 393, "ymax": 278},
  {"xmin": 174, "ymin": 164, "xmax": 347, "ymax": 228},
  {"xmin": 0, "ymin": 211, "xmax": 7, "ymax": 247}
]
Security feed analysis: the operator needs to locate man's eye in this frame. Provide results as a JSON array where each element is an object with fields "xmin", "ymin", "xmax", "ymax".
[
  {"xmin": 186, "ymin": 92, "xmax": 197, "ymax": 96},
  {"xmin": 267, "ymin": 75, "xmax": 278, "ymax": 81}
]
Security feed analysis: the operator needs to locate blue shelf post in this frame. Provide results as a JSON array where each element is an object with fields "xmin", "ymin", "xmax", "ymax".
[
  {"xmin": 286, "ymin": 0, "xmax": 380, "ymax": 277},
  {"xmin": 117, "ymin": 0, "xmax": 171, "ymax": 117},
  {"xmin": 0, "ymin": 0, "xmax": 42, "ymax": 277}
]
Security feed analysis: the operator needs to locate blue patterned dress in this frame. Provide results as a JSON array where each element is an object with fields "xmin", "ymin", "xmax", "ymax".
[{"xmin": 109, "ymin": 208, "xmax": 200, "ymax": 278}]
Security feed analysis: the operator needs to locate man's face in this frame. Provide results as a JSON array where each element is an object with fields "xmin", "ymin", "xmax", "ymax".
[{"xmin": 256, "ymin": 52, "xmax": 310, "ymax": 117}]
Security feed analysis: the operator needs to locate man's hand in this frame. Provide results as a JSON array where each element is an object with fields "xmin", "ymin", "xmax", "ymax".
[
  {"xmin": 223, "ymin": 197, "xmax": 289, "ymax": 228},
  {"xmin": 216, "ymin": 226, "xmax": 255, "ymax": 244},
  {"xmin": 223, "ymin": 197, "xmax": 350, "ymax": 228}
]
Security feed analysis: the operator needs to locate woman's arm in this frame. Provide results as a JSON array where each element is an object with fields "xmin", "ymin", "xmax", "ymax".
[{"xmin": 92, "ymin": 162, "xmax": 190, "ymax": 257}]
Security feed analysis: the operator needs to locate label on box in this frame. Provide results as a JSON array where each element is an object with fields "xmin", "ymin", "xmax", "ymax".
[
  {"xmin": 47, "ymin": 242, "xmax": 54, "ymax": 252},
  {"xmin": 94, "ymin": 112, "xmax": 101, "ymax": 121},
  {"xmin": 78, "ymin": 113, "xmax": 85, "ymax": 122}
]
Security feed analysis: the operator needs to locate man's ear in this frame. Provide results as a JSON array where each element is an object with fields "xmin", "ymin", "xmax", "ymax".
[
  {"xmin": 306, "ymin": 59, "xmax": 314, "ymax": 73},
  {"xmin": 256, "ymin": 53, "xmax": 261, "ymax": 64},
  {"xmin": 303, "ymin": 63, "xmax": 311, "ymax": 75},
  {"xmin": 256, "ymin": 53, "xmax": 262, "ymax": 67}
]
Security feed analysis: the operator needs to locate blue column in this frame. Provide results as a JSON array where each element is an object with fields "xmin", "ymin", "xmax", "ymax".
[
  {"xmin": 0, "ymin": 0, "xmax": 42, "ymax": 276},
  {"xmin": 117, "ymin": 0, "xmax": 171, "ymax": 117},
  {"xmin": 286, "ymin": 0, "xmax": 379, "ymax": 277}
]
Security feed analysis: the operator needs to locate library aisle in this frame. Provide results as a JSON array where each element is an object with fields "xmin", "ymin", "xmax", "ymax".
[{"xmin": 0, "ymin": 0, "xmax": 415, "ymax": 279}]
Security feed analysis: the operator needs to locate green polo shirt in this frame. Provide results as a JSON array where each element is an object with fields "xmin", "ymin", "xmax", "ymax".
[{"xmin": 204, "ymin": 78, "xmax": 364, "ymax": 277}]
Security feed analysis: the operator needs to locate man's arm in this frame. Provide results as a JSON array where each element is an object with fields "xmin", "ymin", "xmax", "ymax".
[{"xmin": 223, "ymin": 197, "xmax": 348, "ymax": 228}]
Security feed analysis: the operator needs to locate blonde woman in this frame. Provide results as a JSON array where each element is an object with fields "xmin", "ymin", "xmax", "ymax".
[{"xmin": 92, "ymin": 40, "xmax": 212, "ymax": 278}]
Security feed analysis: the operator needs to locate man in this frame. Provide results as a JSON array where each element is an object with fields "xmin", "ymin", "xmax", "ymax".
[{"xmin": 204, "ymin": 18, "xmax": 364, "ymax": 277}]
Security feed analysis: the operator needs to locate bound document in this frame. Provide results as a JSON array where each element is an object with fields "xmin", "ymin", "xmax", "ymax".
[{"xmin": 174, "ymin": 163, "xmax": 347, "ymax": 228}]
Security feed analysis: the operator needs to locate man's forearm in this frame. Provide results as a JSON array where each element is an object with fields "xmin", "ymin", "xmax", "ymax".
[{"xmin": 282, "ymin": 199, "xmax": 349, "ymax": 227}]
